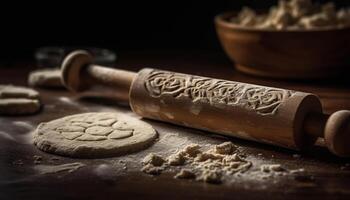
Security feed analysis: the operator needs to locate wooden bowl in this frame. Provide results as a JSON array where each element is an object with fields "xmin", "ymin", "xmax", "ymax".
[{"xmin": 215, "ymin": 12, "xmax": 350, "ymax": 79}]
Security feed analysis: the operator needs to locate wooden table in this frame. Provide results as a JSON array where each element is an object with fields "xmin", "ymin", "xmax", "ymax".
[{"xmin": 1, "ymin": 51, "xmax": 350, "ymax": 200}]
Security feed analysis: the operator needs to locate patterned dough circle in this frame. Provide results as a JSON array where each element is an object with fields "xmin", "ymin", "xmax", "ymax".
[{"xmin": 33, "ymin": 112, "xmax": 157, "ymax": 158}]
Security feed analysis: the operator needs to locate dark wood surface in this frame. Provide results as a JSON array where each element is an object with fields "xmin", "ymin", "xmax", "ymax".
[{"xmin": 1, "ymin": 51, "xmax": 350, "ymax": 200}]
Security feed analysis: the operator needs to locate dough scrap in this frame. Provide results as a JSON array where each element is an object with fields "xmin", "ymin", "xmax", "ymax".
[
  {"xmin": 142, "ymin": 153, "xmax": 165, "ymax": 166},
  {"xmin": 174, "ymin": 169, "xmax": 195, "ymax": 179},
  {"xmin": 197, "ymin": 169, "xmax": 222, "ymax": 184},
  {"xmin": 182, "ymin": 144, "xmax": 201, "ymax": 157},
  {"xmin": 0, "ymin": 85, "xmax": 39, "ymax": 99},
  {"xmin": 33, "ymin": 112, "xmax": 157, "ymax": 158},
  {"xmin": 214, "ymin": 141, "xmax": 236, "ymax": 155},
  {"xmin": 28, "ymin": 68, "xmax": 64, "ymax": 88},
  {"xmin": 0, "ymin": 85, "xmax": 41, "ymax": 115},
  {"xmin": 167, "ymin": 151, "xmax": 186, "ymax": 166}
]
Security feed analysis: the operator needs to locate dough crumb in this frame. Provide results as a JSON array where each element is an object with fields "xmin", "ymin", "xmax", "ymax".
[
  {"xmin": 194, "ymin": 152, "xmax": 224, "ymax": 162},
  {"xmin": 182, "ymin": 144, "xmax": 201, "ymax": 157},
  {"xmin": 141, "ymin": 164, "xmax": 164, "ymax": 175},
  {"xmin": 174, "ymin": 169, "xmax": 195, "ymax": 179},
  {"xmin": 197, "ymin": 169, "xmax": 222, "ymax": 184},
  {"xmin": 261, "ymin": 164, "xmax": 286, "ymax": 173},
  {"xmin": 33, "ymin": 155, "xmax": 43, "ymax": 165},
  {"xmin": 143, "ymin": 153, "xmax": 165, "ymax": 166},
  {"xmin": 214, "ymin": 142, "xmax": 236, "ymax": 155},
  {"xmin": 167, "ymin": 151, "xmax": 186, "ymax": 166}
]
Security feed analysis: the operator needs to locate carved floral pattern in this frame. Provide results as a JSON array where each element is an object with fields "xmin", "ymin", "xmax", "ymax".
[
  {"xmin": 144, "ymin": 71, "xmax": 294, "ymax": 115},
  {"xmin": 55, "ymin": 114, "xmax": 134, "ymax": 141}
]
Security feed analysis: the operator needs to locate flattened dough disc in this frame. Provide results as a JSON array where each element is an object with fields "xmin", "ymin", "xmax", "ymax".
[{"xmin": 33, "ymin": 112, "xmax": 158, "ymax": 158}]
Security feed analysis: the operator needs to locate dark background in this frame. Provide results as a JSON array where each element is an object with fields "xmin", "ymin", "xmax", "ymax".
[{"xmin": 0, "ymin": 0, "xmax": 348, "ymax": 62}]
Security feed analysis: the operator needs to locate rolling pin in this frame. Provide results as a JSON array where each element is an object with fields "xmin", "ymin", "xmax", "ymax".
[{"xmin": 61, "ymin": 50, "xmax": 350, "ymax": 157}]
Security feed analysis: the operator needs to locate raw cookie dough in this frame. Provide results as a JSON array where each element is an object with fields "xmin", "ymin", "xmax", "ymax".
[
  {"xmin": 231, "ymin": 0, "xmax": 350, "ymax": 30},
  {"xmin": 0, "ymin": 85, "xmax": 39, "ymax": 99},
  {"xmin": 28, "ymin": 68, "xmax": 64, "ymax": 88},
  {"xmin": 0, "ymin": 85, "xmax": 41, "ymax": 115},
  {"xmin": 0, "ymin": 99, "xmax": 40, "ymax": 115},
  {"xmin": 33, "ymin": 112, "xmax": 158, "ymax": 158}
]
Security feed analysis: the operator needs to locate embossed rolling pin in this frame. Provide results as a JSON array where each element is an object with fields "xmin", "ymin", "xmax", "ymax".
[{"xmin": 61, "ymin": 50, "xmax": 350, "ymax": 157}]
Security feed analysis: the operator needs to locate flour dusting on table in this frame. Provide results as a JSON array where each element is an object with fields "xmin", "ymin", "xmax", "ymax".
[{"xmin": 141, "ymin": 141, "xmax": 305, "ymax": 184}]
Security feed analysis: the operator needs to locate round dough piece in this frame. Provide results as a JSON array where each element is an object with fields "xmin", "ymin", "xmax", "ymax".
[
  {"xmin": 0, "ymin": 85, "xmax": 39, "ymax": 99},
  {"xmin": 0, "ymin": 98, "xmax": 40, "ymax": 115},
  {"xmin": 28, "ymin": 69, "xmax": 64, "ymax": 88},
  {"xmin": 0, "ymin": 85, "xmax": 41, "ymax": 115},
  {"xmin": 33, "ymin": 112, "xmax": 158, "ymax": 158}
]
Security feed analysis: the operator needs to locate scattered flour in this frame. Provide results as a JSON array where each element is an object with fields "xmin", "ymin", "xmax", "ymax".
[
  {"xmin": 141, "ymin": 141, "xmax": 304, "ymax": 184},
  {"xmin": 0, "ymin": 131, "xmax": 15, "ymax": 141},
  {"xmin": 141, "ymin": 164, "xmax": 164, "ymax": 175},
  {"xmin": 59, "ymin": 97, "xmax": 79, "ymax": 106},
  {"xmin": 34, "ymin": 162, "xmax": 85, "ymax": 174},
  {"xmin": 12, "ymin": 121, "xmax": 34, "ymax": 130},
  {"xmin": 141, "ymin": 142, "xmax": 252, "ymax": 184}
]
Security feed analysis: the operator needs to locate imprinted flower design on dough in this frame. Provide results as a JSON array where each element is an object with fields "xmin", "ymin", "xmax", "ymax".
[
  {"xmin": 145, "ymin": 71, "xmax": 294, "ymax": 115},
  {"xmin": 55, "ymin": 115, "xmax": 134, "ymax": 141}
]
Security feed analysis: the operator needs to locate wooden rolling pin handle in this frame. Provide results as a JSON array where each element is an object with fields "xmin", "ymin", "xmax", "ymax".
[
  {"xmin": 61, "ymin": 50, "xmax": 136, "ymax": 101},
  {"xmin": 324, "ymin": 110, "xmax": 350, "ymax": 157},
  {"xmin": 304, "ymin": 113, "xmax": 329, "ymax": 138},
  {"xmin": 61, "ymin": 50, "xmax": 350, "ymax": 157},
  {"xmin": 303, "ymin": 107, "xmax": 350, "ymax": 157}
]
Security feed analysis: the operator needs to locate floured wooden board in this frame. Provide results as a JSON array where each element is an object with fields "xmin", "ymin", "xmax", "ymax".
[
  {"xmin": 1, "ymin": 90, "xmax": 350, "ymax": 200},
  {"xmin": 1, "ymin": 59, "xmax": 350, "ymax": 200}
]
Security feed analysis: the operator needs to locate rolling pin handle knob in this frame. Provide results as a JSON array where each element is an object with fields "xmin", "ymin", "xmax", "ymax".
[
  {"xmin": 61, "ymin": 50, "xmax": 137, "ymax": 102},
  {"xmin": 61, "ymin": 50, "xmax": 93, "ymax": 92},
  {"xmin": 324, "ymin": 110, "xmax": 350, "ymax": 157}
]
